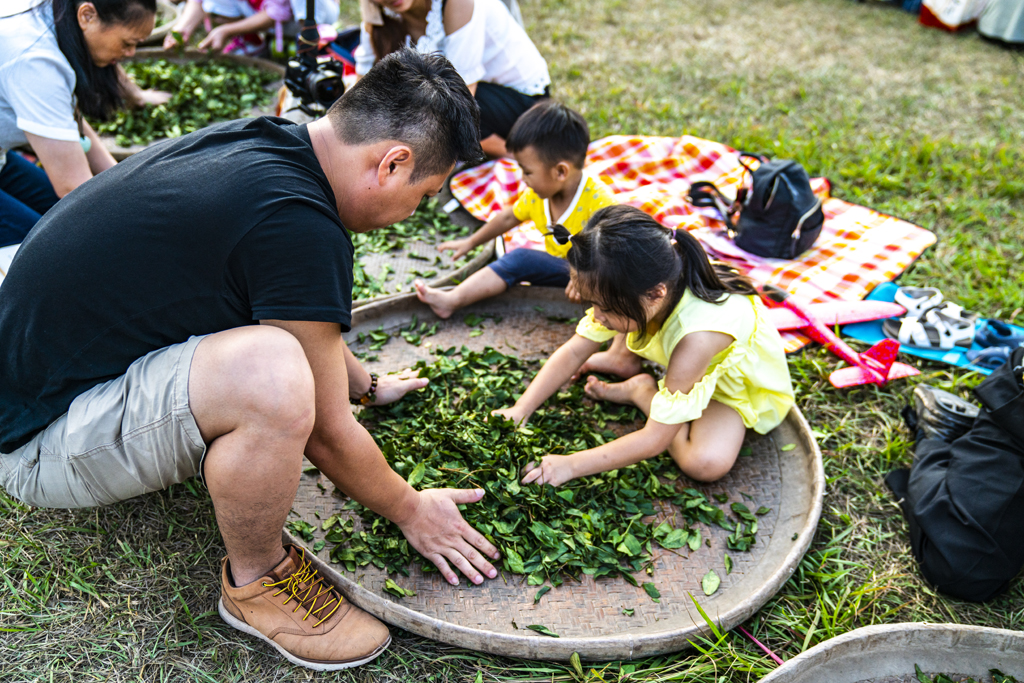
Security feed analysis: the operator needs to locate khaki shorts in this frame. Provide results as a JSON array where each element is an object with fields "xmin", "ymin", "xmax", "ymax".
[{"xmin": 0, "ymin": 336, "xmax": 208, "ymax": 508}]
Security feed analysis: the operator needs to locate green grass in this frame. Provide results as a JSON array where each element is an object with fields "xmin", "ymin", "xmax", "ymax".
[{"xmin": 3, "ymin": 0, "xmax": 1024, "ymax": 679}]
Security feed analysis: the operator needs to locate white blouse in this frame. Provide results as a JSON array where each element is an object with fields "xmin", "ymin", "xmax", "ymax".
[
  {"xmin": 356, "ymin": 0, "xmax": 550, "ymax": 97},
  {"xmin": 0, "ymin": 0, "xmax": 80, "ymax": 155}
]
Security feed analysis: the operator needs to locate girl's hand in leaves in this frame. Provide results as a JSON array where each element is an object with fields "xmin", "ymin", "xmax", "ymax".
[
  {"xmin": 198, "ymin": 24, "xmax": 233, "ymax": 52},
  {"xmin": 491, "ymin": 406, "xmax": 528, "ymax": 425},
  {"xmin": 163, "ymin": 26, "xmax": 192, "ymax": 50},
  {"xmin": 437, "ymin": 238, "xmax": 473, "ymax": 260},
  {"xmin": 521, "ymin": 454, "xmax": 576, "ymax": 487}
]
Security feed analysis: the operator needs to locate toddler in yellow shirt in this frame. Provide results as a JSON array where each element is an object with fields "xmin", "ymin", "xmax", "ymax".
[{"xmin": 414, "ymin": 101, "xmax": 614, "ymax": 318}]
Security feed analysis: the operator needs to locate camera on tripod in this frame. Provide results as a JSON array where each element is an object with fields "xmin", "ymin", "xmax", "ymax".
[{"xmin": 283, "ymin": 0, "xmax": 346, "ymax": 115}]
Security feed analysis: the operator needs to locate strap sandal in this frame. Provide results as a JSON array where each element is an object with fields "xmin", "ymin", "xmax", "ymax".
[
  {"xmin": 882, "ymin": 310, "xmax": 976, "ymax": 350},
  {"xmin": 966, "ymin": 346, "xmax": 1012, "ymax": 371},
  {"xmin": 895, "ymin": 286, "xmax": 943, "ymax": 318},
  {"xmin": 923, "ymin": 301, "xmax": 979, "ymax": 323},
  {"xmin": 975, "ymin": 319, "xmax": 1024, "ymax": 349}
]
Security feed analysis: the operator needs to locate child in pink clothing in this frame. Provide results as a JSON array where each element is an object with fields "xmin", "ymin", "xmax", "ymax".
[{"xmin": 165, "ymin": 0, "xmax": 338, "ymax": 55}]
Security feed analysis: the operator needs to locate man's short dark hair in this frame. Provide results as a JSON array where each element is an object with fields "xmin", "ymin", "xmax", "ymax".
[
  {"xmin": 327, "ymin": 49, "xmax": 484, "ymax": 181},
  {"xmin": 505, "ymin": 101, "xmax": 590, "ymax": 169}
]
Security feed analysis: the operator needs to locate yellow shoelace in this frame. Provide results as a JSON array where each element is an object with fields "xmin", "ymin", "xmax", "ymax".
[{"xmin": 262, "ymin": 550, "xmax": 342, "ymax": 628}]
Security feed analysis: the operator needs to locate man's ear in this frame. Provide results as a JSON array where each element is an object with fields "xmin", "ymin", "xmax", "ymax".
[{"xmin": 377, "ymin": 145, "xmax": 414, "ymax": 187}]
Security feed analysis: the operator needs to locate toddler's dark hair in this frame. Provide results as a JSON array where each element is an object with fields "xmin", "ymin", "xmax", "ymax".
[
  {"xmin": 566, "ymin": 205, "xmax": 757, "ymax": 341},
  {"xmin": 506, "ymin": 101, "xmax": 589, "ymax": 168}
]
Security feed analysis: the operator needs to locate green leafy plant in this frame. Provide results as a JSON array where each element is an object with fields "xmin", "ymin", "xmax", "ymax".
[
  {"xmin": 91, "ymin": 59, "xmax": 279, "ymax": 146},
  {"xmin": 350, "ymin": 199, "xmax": 479, "ymax": 302},
  {"xmin": 915, "ymin": 665, "xmax": 1018, "ymax": 683},
  {"xmin": 323, "ymin": 347, "xmax": 765, "ymax": 590}
]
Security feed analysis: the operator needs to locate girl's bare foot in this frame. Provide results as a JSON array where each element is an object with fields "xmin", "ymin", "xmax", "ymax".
[
  {"xmin": 584, "ymin": 373, "xmax": 656, "ymax": 406},
  {"xmin": 414, "ymin": 280, "xmax": 456, "ymax": 319},
  {"xmin": 575, "ymin": 350, "xmax": 644, "ymax": 380}
]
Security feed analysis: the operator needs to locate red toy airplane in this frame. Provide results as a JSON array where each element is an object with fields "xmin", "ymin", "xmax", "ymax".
[{"xmin": 761, "ymin": 284, "xmax": 920, "ymax": 388}]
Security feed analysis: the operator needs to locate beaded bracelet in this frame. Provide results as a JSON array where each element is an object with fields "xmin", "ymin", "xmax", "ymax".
[{"xmin": 352, "ymin": 372, "xmax": 378, "ymax": 405}]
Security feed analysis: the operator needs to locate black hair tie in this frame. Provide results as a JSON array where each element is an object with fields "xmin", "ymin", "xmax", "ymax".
[{"xmin": 548, "ymin": 224, "xmax": 572, "ymax": 246}]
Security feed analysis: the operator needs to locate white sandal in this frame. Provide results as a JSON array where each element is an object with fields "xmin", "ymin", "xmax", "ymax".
[
  {"xmin": 895, "ymin": 287, "xmax": 943, "ymax": 318},
  {"xmin": 895, "ymin": 286, "xmax": 978, "ymax": 322},
  {"xmin": 883, "ymin": 309, "xmax": 976, "ymax": 350}
]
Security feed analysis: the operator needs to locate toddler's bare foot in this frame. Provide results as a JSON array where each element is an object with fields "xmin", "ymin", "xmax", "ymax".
[
  {"xmin": 414, "ymin": 280, "xmax": 456, "ymax": 319},
  {"xmin": 583, "ymin": 373, "xmax": 656, "ymax": 406},
  {"xmin": 573, "ymin": 350, "xmax": 644, "ymax": 381}
]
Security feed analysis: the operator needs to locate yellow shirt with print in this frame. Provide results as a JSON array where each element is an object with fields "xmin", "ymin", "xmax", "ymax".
[{"xmin": 511, "ymin": 174, "xmax": 616, "ymax": 258}]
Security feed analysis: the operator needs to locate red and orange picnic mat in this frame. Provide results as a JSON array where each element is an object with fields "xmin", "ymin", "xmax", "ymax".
[{"xmin": 450, "ymin": 135, "xmax": 937, "ymax": 351}]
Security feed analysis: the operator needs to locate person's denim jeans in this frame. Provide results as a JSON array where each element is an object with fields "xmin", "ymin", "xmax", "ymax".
[{"xmin": 0, "ymin": 151, "xmax": 60, "ymax": 247}]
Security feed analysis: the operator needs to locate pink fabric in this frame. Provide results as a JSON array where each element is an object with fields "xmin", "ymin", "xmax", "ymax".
[
  {"xmin": 262, "ymin": 0, "xmax": 292, "ymax": 22},
  {"xmin": 450, "ymin": 135, "xmax": 938, "ymax": 352}
]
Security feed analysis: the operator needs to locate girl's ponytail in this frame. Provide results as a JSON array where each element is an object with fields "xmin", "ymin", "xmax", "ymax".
[{"xmin": 671, "ymin": 228, "xmax": 757, "ymax": 302}]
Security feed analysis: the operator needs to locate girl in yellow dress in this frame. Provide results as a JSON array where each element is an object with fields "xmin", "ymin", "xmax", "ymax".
[{"xmin": 494, "ymin": 204, "xmax": 795, "ymax": 486}]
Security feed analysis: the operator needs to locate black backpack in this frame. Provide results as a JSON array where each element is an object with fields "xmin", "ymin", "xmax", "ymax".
[{"xmin": 688, "ymin": 154, "xmax": 824, "ymax": 260}]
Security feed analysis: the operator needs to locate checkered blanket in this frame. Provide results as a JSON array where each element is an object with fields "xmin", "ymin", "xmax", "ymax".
[{"xmin": 450, "ymin": 135, "xmax": 937, "ymax": 351}]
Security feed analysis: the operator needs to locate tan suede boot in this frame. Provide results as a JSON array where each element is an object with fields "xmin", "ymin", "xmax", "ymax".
[{"xmin": 218, "ymin": 545, "xmax": 390, "ymax": 671}]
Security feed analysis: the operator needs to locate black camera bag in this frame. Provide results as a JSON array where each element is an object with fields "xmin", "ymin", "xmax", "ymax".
[{"xmin": 687, "ymin": 154, "xmax": 824, "ymax": 260}]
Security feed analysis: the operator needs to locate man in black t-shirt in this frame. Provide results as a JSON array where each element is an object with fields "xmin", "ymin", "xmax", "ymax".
[{"xmin": 0, "ymin": 50, "xmax": 495, "ymax": 671}]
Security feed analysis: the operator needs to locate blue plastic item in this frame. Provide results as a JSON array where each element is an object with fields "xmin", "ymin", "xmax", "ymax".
[
  {"xmin": 975, "ymin": 319, "xmax": 1024, "ymax": 349},
  {"xmin": 842, "ymin": 282, "xmax": 1024, "ymax": 376},
  {"xmin": 966, "ymin": 346, "xmax": 1012, "ymax": 371}
]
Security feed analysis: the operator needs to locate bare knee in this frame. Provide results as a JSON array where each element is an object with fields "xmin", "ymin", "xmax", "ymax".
[
  {"xmin": 192, "ymin": 326, "xmax": 315, "ymax": 440},
  {"xmin": 673, "ymin": 446, "xmax": 734, "ymax": 483}
]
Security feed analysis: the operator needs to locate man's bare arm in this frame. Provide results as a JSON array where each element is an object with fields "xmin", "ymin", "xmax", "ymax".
[{"xmin": 260, "ymin": 319, "xmax": 499, "ymax": 584}]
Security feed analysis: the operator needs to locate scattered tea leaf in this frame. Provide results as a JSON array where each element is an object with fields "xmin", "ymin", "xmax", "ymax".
[
  {"xmin": 383, "ymin": 578, "xmax": 416, "ymax": 598},
  {"xmin": 285, "ymin": 520, "xmax": 315, "ymax": 543},
  {"xmin": 570, "ymin": 652, "xmax": 584, "ymax": 677},
  {"xmin": 642, "ymin": 582, "xmax": 661, "ymax": 603},
  {"xmin": 526, "ymin": 624, "xmax": 560, "ymax": 638},
  {"xmin": 724, "ymin": 553, "xmax": 733, "ymax": 574},
  {"xmin": 780, "ymin": 443, "xmax": 797, "ymax": 452},
  {"xmin": 534, "ymin": 585, "xmax": 552, "ymax": 604},
  {"xmin": 621, "ymin": 607, "xmax": 634, "ymax": 616},
  {"xmin": 701, "ymin": 569, "xmax": 721, "ymax": 596}
]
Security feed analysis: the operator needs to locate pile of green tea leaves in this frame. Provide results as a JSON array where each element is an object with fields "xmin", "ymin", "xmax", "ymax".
[
  {"xmin": 351, "ymin": 199, "xmax": 480, "ymax": 302},
  {"xmin": 91, "ymin": 59, "xmax": 279, "ymax": 146},
  {"xmin": 320, "ymin": 346, "xmax": 768, "ymax": 590},
  {"xmin": 915, "ymin": 665, "xmax": 1018, "ymax": 683}
]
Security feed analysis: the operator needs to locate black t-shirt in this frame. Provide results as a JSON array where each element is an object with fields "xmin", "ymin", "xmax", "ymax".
[{"xmin": 0, "ymin": 117, "xmax": 353, "ymax": 453}]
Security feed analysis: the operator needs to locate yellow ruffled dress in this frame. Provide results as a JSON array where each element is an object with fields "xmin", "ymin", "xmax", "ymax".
[{"xmin": 576, "ymin": 291, "xmax": 795, "ymax": 433}]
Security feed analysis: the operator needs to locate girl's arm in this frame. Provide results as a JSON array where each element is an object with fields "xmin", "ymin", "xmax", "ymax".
[
  {"xmin": 199, "ymin": 10, "xmax": 275, "ymax": 51},
  {"xmin": 522, "ymin": 330, "xmax": 733, "ymax": 486},
  {"xmin": 437, "ymin": 206, "xmax": 520, "ymax": 260},
  {"xmin": 493, "ymin": 334, "xmax": 602, "ymax": 425},
  {"xmin": 164, "ymin": 0, "xmax": 206, "ymax": 49}
]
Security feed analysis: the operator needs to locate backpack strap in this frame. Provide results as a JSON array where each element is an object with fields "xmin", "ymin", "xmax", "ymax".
[{"xmin": 686, "ymin": 181, "xmax": 738, "ymax": 231}]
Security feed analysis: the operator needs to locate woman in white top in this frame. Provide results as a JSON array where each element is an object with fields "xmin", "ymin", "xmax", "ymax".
[
  {"xmin": 356, "ymin": 0, "xmax": 551, "ymax": 157},
  {"xmin": 0, "ymin": 0, "xmax": 165, "ymax": 247}
]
